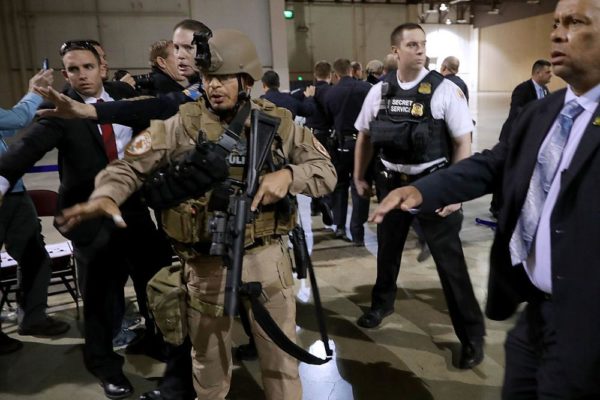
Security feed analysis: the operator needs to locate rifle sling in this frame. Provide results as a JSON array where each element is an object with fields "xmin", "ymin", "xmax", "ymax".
[
  {"xmin": 243, "ymin": 283, "xmax": 332, "ymax": 365},
  {"xmin": 214, "ymin": 101, "xmax": 251, "ymax": 157},
  {"xmin": 305, "ymin": 245, "xmax": 333, "ymax": 359}
]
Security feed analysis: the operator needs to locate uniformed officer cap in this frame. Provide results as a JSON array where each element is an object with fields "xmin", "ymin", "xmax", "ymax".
[{"xmin": 203, "ymin": 29, "xmax": 263, "ymax": 81}]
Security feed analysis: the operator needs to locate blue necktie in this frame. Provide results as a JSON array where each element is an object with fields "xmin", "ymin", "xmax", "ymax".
[
  {"xmin": 538, "ymin": 87, "xmax": 545, "ymax": 99},
  {"xmin": 509, "ymin": 99, "xmax": 584, "ymax": 265}
]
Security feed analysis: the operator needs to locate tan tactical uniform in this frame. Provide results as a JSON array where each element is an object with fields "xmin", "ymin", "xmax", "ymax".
[{"xmin": 91, "ymin": 98, "xmax": 336, "ymax": 400}]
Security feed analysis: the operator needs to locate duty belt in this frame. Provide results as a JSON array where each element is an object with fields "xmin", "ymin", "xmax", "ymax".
[{"xmin": 381, "ymin": 159, "xmax": 448, "ymax": 184}]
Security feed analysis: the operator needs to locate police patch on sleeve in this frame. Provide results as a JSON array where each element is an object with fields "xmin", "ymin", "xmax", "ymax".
[
  {"xmin": 457, "ymin": 88, "xmax": 465, "ymax": 99},
  {"xmin": 312, "ymin": 136, "xmax": 330, "ymax": 159},
  {"xmin": 126, "ymin": 131, "xmax": 152, "ymax": 156}
]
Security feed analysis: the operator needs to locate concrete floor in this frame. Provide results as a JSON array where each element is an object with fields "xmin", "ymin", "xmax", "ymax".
[{"xmin": 1, "ymin": 92, "xmax": 513, "ymax": 399}]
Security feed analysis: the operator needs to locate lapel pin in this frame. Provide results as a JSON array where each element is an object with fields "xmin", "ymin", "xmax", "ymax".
[{"xmin": 593, "ymin": 116, "xmax": 600, "ymax": 126}]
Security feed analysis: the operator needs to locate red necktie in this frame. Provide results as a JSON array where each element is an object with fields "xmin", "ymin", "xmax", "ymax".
[{"xmin": 95, "ymin": 99, "xmax": 118, "ymax": 161}]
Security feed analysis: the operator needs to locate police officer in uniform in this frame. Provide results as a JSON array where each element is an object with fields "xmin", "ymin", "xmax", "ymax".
[
  {"xmin": 304, "ymin": 60, "xmax": 335, "ymax": 225},
  {"xmin": 354, "ymin": 23, "xmax": 485, "ymax": 369},
  {"xmin": 324, "ymin": 58, "xmax": 372, "ymax": 244},
  {"xmin": 55, "ymin": 29, "xmax": 336, "ymax": 400}
]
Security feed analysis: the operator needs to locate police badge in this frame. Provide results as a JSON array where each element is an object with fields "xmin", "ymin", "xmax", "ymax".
[
  {"xmin": 411, "ymin": 103, "xmax": 424, "ymax": 117},
  {"xmin": 418, "ymin": 82, "xmax": 432, "ymax": 94}
]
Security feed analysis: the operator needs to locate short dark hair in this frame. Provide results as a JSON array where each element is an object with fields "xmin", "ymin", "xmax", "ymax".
[
  {"xmin": 173, "ymin": 19, "xmax": 210, "ymax": 34},
  {"xmin": 333, "ymin": 58, "xmax": 352, "ymax": 76},
  {"xmin": 351, "ymin": 61, "xmax": 362, "ymax": 72},
  {"xmin": 59, "ymin": 40, "xmax": 101, "ymax": 64},
  {"xmin": 390, "ymin": 23, "xmax": 425, "ymax": 46},
  {"xmin": 261, "ymin": 70, "xmax": 280, "ymax": 89},
  {"xmin": 532, "ymin": 59, "xmax": 551, "ymax": 74},
  {"xmin": 314, "ymin": 60, "xmax": 332, "ymax": 80}
]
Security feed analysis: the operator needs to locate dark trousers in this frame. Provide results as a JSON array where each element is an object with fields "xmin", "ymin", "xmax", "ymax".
[
  {"xmin": 159, "ymin": 338, "xmax": 195, "ymax": 400},
  {"xmin": 332, "ymin": 138, "xmax": 370, "ymax": 241},
  {"xmin": 372, "ymin": 172, "xmax": 485, "ymax": 344},
  {"xmin": 502, "ymin": 300, "xmax": 594, "ymax": 400},
  {"xmin": 74, "ymin": 209, "xmax": 163, "ymax": 379},
  {"xmin": 0, "ymin": 193, "xmax": 51, "ymax": 329}
]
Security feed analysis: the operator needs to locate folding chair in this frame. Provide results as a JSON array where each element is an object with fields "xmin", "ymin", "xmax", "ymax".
[{"xmin": 0, "ymin": 189, "xmax": 80, "ymax": 317}]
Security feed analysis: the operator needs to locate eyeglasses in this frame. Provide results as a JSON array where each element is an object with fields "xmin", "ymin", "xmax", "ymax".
[
  {"xmin": 59, "ymin": 40, "xmax": 100, "ymax": 57},
  {"xmin": 203, "ymin": 74, "xmax": 237, "ymax": 84}
]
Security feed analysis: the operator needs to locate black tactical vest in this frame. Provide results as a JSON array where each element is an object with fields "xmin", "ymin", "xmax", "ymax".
[{"xmin": 369, "ymin": 71, "xmax": 452, "ymax": 164}]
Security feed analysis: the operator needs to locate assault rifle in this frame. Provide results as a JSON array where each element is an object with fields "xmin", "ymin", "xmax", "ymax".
[{"xmin": 208, "ymin": 109, "xmax": 280, "ymax": 317}]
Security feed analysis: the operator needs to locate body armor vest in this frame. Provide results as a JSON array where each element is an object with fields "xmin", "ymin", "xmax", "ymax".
[
  {"xmin": 161, "ymin": 100, "xmax": 296, "ymax": 255},
  {"xmin": 369, "ymin": 71, "xmax": 452, "ymax": 164}
]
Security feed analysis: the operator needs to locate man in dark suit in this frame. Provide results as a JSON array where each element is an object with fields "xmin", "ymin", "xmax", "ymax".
[
  {"xmin": 500, "ymin": 59, "xmax": 552, "ymax": 142},
  {"xmin": 370, "ymin": 0, "xmax": 600, "ymax": 396},
  {"xmin": 0, "ymin": 41, "xmax": 163, "ymax": 399}
]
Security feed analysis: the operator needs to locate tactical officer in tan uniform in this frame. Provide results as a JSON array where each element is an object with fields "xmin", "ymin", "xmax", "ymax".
[{"xmin": 55, "ymin": 30, "xmax": 336, "ymax": 400}]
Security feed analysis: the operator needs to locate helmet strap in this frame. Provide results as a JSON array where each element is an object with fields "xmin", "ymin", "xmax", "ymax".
[{"xmin": 237, "ymin": 74, "xmax": 251, "ymax": 103}]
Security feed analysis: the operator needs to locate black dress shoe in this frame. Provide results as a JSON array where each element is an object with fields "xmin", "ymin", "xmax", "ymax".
[
  {"xmin": 356, "ymin": 308, "xmax": 393, "ymax": 328},
  {"xmin": 458, "ymin": 340, "xmax": 484, "ymax": 369},
  {"xmin": 139, "ymin": 389, "xmax": 163, "ymax": 400},
  {"xmin": 334, "ymin": 228, "xmax": 352, "ymax": 242},
  {"xmin": 17, "ymin": 316, "xmax": 70, "ymax": 337},
  {"xmin": 101, "ymin": 373, "xmax": 134, "ymax": 399}
]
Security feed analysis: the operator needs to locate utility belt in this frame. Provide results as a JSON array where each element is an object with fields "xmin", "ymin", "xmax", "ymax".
[{"xmin": 378, "ymin": 159, "xmax": 448, "ymax": 186}]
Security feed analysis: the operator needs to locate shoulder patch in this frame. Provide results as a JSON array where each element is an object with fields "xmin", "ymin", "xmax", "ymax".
[
  {"xmin": 312, "ymin": 136, "xmax": 330, "ymax": 159},
  {"xmin": 126, "ymin": 131, "xmax": 152, "ymax": 156}
]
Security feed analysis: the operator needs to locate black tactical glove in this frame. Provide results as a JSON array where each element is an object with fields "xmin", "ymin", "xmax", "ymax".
[{"xmin": 143, "ymin": 141, "xmax": 229, "ymax": 209}]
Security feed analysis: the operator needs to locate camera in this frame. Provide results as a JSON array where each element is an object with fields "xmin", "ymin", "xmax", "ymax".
[
  {"xmin": 132, "ymin": 73, "xmax": 154, "ymax": 90},
  {"xmin": 192, "ymin": 29, "xmax": 213, "ymax": 69},
  {"xmin": 113, "ymin": 69, "xmax": 154, "ymax": 91}
]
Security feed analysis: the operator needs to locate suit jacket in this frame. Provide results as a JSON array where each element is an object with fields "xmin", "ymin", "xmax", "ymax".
[
  {"xmin": 413, "ymin": 89, "xmax": 600, "ymax": 395},
  {"xmin": 499, "ymin": 79, "xmax": 549, "ymax": 142},
  {"xmin": 0, "ymin": 81, "xmax": 141, "ymax": 244}
]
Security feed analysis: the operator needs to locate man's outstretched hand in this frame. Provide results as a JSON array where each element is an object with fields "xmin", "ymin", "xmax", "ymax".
[
  {"xmin": 34, "ymin": 86, "xmax": 97, "ymax": 120},
  {"xmin": 369, "ymin": 186, "xmax": 423, "ymax": 224},
  {"xmin": 55, "ymin": 197, "xmax": 126, "ymax": 233}
]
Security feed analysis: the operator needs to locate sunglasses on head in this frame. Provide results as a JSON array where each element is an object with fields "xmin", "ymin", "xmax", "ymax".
[{"xmin": 59, "ymin": 40, "xmax": 99, "ymax": 57}]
